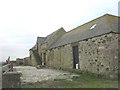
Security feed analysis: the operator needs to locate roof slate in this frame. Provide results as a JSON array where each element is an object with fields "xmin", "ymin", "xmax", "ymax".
[
  {"xmin": 50, "ymin": 14, "xmax": 119, "ymax": 49},
  {"xmin": 43, "ymin": 27, "xmax": 66, "ymax": 48},
  {"xmin": 37, "ymin": 37, "xmax": 46, "ymax": 44}
]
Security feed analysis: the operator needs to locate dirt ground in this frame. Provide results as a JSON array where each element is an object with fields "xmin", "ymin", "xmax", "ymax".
[
  {"xmin": 14, "ymin": 66, "xmax": 118, "ymax": 88},
  {"xmin": 14, "ymin": 66, "xmax": 79, "ymax": 83}
]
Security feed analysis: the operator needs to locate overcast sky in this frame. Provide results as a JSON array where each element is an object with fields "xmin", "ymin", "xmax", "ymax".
[{"xmin": 0, "ymin": 0, "xmax": 119, "ymax": 61}]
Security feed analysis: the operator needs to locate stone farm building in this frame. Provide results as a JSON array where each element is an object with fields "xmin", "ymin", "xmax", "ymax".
[{"xmin": 28, "ymin": 14, "xmax": 119, "ymax": 78}]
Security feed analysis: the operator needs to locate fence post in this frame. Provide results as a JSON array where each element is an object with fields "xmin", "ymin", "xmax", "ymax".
[{"xmin": 10, "ymin": 62, "xmax": 13, "ymax": 71}]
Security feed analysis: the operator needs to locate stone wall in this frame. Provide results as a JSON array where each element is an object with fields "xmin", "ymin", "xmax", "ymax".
[
  {"xmin": 47, "ymin": 32, "xmax": 119, "ymax": 78},
  {"xmin": 2, "ymin": 72, "xmax": 21, "ymax": 88},
  {"xmin": 60, "ymin": 45, "xmax": 73, "ymax": 69},
  {"xmin": 27, "ymin": 55, "xmax": 32, "ymax": 66},
  {"xmin": 37, "ymin": 28, "xmax": 66, "ymax": 66},
  {"xmin": 23, "ymin": 57, "xmax": 30, "ymax": 65},
  {"xmin": 29, "ymin": 50, "xmax": 36, "ymax": 66},
  {"xmin": 29, "ymin": 50, "xmax": 38, "ymax": 66},
  {"xmin": 79, "ymin": 33, "xmax": 119, "ymax": 78},
  {"xmin": 16, "ymin": 58, "xmax": 24, "ymax": 65},
  {"xmin": 47, "ymin": 44, "xmax": 73, "ymax": 69}
]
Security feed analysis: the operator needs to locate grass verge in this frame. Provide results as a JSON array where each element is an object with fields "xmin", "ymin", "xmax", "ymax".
[{"xmin": 21, "ymin": 73, "xmax": 118, "ymax": 88}]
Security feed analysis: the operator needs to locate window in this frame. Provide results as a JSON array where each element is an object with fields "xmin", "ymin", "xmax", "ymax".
[{"xmin": 90, "ymin": 24, "xmax": 97, "ymax": 30}]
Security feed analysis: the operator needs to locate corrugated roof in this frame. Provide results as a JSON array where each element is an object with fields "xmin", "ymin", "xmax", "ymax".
[{"xmin": 50, "ymin": 14, "xmax": 119, "ymax": 49}]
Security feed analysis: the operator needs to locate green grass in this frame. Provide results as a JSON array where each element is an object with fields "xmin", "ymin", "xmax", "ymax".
[
  {"xmin": 70, "ymin": 74, "xmax": 118, "ymax": 88},
  {"xmin": 21, "ymin": 74, "xmax": 118, "ymax": 88}
]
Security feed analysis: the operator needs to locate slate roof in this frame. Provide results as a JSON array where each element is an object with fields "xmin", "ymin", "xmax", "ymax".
[
  {"xmin": 37, "ymin": 37, "xmax": 46, "ymax": 44},
  {"xmin": 30, "ymin": 37, "xmax": 46, "ymax": 50},
  {"xmin": 30, "ymin": 28, "xmax": 66, "ymax": 50},
  {"xmin": 50, "ymin": 14, "xmax": 120, "ymax": 49},
  {"xmin": 43, "ymin": 27, "xmax": 66, "ymax": 48},
  {"xmin": 44, "ymin": 27, "xmax": 66, "ymax": 43}
]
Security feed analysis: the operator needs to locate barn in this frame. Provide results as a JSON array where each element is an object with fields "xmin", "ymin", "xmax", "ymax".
[{"xmin": 29, "ymin": 14, "xmax": 119, "ymax": 78}]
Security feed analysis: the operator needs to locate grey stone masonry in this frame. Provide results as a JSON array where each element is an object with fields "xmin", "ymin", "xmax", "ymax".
[{"xmin": 2, "ymin": 72, "xmax": 21, "ymax": 88}]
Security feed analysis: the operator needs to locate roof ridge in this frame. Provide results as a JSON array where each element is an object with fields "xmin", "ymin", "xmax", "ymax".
[
  {"xmin": 37, "ymin": 37, "xmax": 46, "ymax": 38},
  {"xmin": 66, "ymin": 14, "xmax": 118, "ymax": 34},
  {"xmin": 50, "ymin": 14, "xmax": 119, "ymax": 49},
  {"xmin": 46, "ymin": 27, "xmax": 65, "ymax": 38}
]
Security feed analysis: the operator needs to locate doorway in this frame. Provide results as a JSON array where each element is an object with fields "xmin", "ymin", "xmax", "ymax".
[
  {"xmin": 72, "ymin": 45, "xmax": 79, "ymax": 69},
  {"xmin": 43, "ymin": 53, "xmax": 46, "ymax": 65}
]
